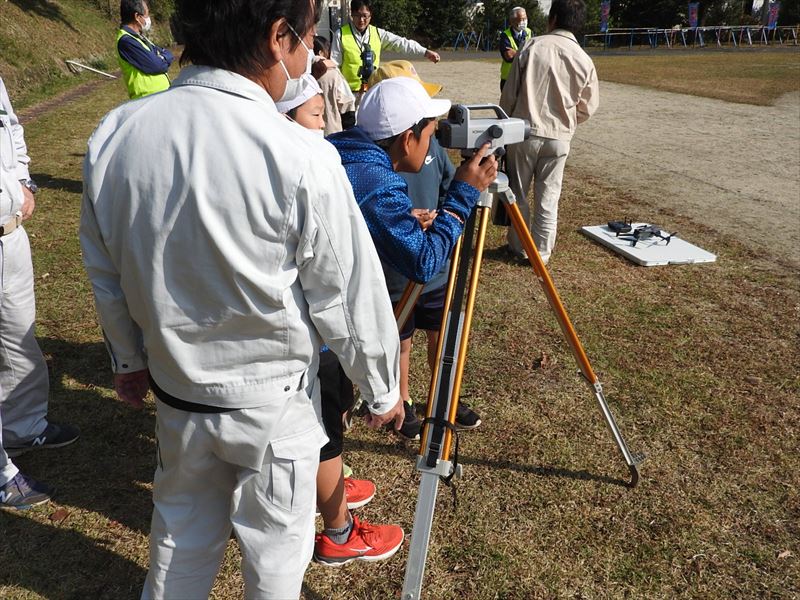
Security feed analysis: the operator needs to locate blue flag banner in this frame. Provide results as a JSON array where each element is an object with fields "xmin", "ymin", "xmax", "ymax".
[
  {"xmin": 600, "ymin": 0, "xmax": 611, "ymax": 33},
  {"xmin": 688, "ymin": 2, "xmax": 699, "ymax": 28},
  {"xmin": 768, "ymin": 2, "xmax": 780, "ymax": 30}
]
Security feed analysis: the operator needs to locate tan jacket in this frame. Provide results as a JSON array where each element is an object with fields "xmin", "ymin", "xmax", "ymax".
[
  {"xmin": 500, "ymin": 30, "xmax": 599, "ymax": 141},
  {"xmin": 318, "ymin": 66, "xmax": 355, "ymax": 136}
]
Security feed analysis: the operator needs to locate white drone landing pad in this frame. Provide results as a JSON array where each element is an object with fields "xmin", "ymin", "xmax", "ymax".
[{"xmin": 580, "ymin": 223, "xmax": 717, "ymax": 267}]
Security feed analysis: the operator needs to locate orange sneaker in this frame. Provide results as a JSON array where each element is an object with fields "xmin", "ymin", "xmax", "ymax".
[
  {"xmin": 314, "ymin": 515, "xmax": 404, "ymax": 567},
  {"xmin": 344, "ymin": 477, "xmax": 375, "ymax": 510}
]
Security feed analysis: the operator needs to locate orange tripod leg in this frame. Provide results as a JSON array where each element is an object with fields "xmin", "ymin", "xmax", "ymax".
[{"xmin": 505, "ymin": 200, "xmax": 645, "ymax": 486}]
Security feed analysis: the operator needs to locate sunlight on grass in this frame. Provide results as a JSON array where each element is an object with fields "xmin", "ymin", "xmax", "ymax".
[
  {"xmin": 592, "ymin": 50, "xmax": 800, "ymax": 105},
  {"xmin": 0, "ymin": 66, "xmax": 797, "ymax": 599}
]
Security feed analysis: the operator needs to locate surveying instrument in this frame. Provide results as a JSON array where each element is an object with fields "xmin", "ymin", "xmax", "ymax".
[{"xmin": 397, "ymin": 105, "xmax": 646, "ymax": 599}]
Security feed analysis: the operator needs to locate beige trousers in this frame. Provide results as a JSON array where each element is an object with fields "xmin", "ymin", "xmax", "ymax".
[{"xmin": 505, "ymin": 136, "xmax": 571, "ymax": 264}]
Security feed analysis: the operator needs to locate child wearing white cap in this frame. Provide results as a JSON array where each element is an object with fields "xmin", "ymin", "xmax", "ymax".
[
  {"xmin": 275, "ymin": 73, "xmax": 325, "ymax": 133},
  {"xmin": 327, "ymin": 78, "xmax": 497, "ymax": 439},
  {"xmin": 276, "ymin": 73, "xmax": 406, "ymax": 569},
  {"xmin": 366, "ymin": 62, "xmax": 485, "ymax": 436}
]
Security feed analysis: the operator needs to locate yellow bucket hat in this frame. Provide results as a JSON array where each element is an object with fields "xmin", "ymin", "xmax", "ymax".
[{"xmin": 367, "ymin": 60, "xmax": 443, "ymax": 98}]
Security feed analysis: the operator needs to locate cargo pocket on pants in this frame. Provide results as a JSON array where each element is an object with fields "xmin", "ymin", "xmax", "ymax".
[{"xmin": 267, "ymin": 425, "xmax": 327, "ymax": 513}]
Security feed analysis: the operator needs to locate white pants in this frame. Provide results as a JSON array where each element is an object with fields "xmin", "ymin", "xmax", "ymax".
[
  {"xmin": 142, "ymin": 378, "xmax": 328, "ymax": 600},
  {"xmin": 506, "ymin": 136, "xmax": 571, "ymax": 264},
  {"xmin": 0, "ymin": 383, "xmax": 18, "ymax": 487},
  {"xmin": 0, "ymin": 226, "xmax": 48, "ymax": 485}
]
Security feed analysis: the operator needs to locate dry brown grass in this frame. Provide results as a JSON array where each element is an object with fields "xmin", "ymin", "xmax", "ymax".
[
  {"xmin": 0, "ymin": 72, "xmax": 798, "ymax": 599},
  {"xmin": 592, "ymin": 50, "xmax": 800, "ymax": 105}
]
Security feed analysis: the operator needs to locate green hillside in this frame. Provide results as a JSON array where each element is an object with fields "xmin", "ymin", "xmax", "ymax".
[{"xmin": 0, "ymin": 0, "xmax": 172, "ymax": 108}]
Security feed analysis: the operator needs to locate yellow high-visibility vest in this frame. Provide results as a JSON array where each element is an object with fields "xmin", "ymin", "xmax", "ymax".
[
  {"xmin": 116, "ymin": 29, "xmax": 170, "ymax": 99},
  {"xmin": 500, "ymin": 27, "xmax": 532, "ymax": 82},
  {"xmin": 340, "ymin": 24, "xmax": 382, "ymax": 91}
]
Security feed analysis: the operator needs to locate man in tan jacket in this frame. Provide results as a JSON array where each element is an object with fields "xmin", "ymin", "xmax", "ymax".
[{"xmin": 500, "ymin": 0, "xmax": 599, "ymax": 265}]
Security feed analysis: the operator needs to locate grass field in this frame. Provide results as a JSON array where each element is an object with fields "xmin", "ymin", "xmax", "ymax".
[
  {"xmin": 0, "ymin": 0, "xmax": 172, "ymax": 109},
  {"xmin": 0, "ymin": 0, "xmax": 118, "ymax": 109},
  {"xmin": 0, "ymin": 56, "xmax": 798, "ymax": 598},
  {"xmin": 591, "ymin": 50, "xmax": 800, "ymax": 105},
  {"xmin": 463, "ymin": 47, "xmax": 800, "ymax": 106}
]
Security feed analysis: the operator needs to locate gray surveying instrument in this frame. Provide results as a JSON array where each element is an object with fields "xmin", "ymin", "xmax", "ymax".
[{"xmin": 397, "ymin": 105, "xmax": 646, "ymax": 599}]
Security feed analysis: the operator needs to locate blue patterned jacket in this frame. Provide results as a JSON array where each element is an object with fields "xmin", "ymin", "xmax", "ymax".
[{"xmin": 329, "ymin": 127, "xmax": 479, "ymax": 285}]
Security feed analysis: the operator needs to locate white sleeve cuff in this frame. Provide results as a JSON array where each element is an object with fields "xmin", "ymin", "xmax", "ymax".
[
  {"xmin": 366, "ymin": 384, "xmax": 401, "ymax": 416},
  {"xmin": 16, "ymin": 165, "xmax": 30, "ymax": 182}
]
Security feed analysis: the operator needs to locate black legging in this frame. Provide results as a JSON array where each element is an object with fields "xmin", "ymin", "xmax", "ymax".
[{"xmin": 318, "ymin": 350, "xmax": 355, "ymax": 462}]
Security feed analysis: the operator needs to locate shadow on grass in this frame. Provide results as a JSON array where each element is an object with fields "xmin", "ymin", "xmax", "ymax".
[
  {"xmin": 300, "ymin": 584, "xmax": 328, "ymax": 600},
  {"xmin": 344, "ymin": 436, "xmax": 631, "ymax": 487},
  {"xmin": 0, "ymin": 511, "xmax": 146, "ymax": 599},
  {"xmin": 16, "ymin": 338, "xmax": 157, "ymax": 535},
  {"xmin": 459, "ymin": 455, "xmax": 633, "ymax": 487},
  {"xmin": 9, "ymin": 0, "xmax": 77, "ymax": 32},
  {"xmin": 31, "ymin": 172, "xmax": 83, "ymax": 195}
]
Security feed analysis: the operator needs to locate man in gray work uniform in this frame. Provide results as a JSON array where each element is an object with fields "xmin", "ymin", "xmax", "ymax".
[
  {"xmin": 0, "ymin": 76, "xmax": 79, "ymax": 510},
  {"xmin": 80, "ymin": 0, "xmax": 403, "ymax": 597}
]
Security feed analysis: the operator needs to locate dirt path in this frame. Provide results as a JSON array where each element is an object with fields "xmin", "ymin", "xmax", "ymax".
[
  {"xmin": 20, "ymin": 57, "xmax": 800, "ymax": 265},
  {"xmin": 17, "ymin": 76, "xmax": 119, "ymax": 125},
  {"xmin": 411, "ymin": 58, "xmax": 800, "ymax": 267}
]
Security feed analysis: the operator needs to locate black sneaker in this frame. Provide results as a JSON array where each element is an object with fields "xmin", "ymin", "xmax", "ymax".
[
  {"xmin": 0, "ymin": 473, "xmax": 53, "ymax": 510},
  {"xmin": 455, "ymin": 402, "xmax": 482, "ymax": 430},
  {"xmin": 391, "ymin": 402, "xmax": 421, "ymax": 441},
  {"xmin": 5, "ymin": 422, "xmax": 80, "ymax": 458}
]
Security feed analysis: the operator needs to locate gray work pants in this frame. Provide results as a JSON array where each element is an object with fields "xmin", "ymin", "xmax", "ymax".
[
  {"xmin": 0, "ymin": 226, "xmax": 49, "ymax": 486},
  {"xmin": 142, "ymin": 377, "xmax": 328, "ymax": 600},
  {"xmin": 0, "ymin": 382, "xmax": 17, "ymax": 487},
  {"xmin": 506, "ymin": 136, "xmax": 571, "ymax": 264}
]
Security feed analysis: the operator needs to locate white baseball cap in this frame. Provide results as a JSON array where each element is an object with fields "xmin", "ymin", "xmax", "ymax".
[
  {"xmin": 275, "ymin": 73, "xmax": 322, "ymax": 114},
  {"xmin": 356, "ymin": 77, "xmax": 451, "ymax": 141}
]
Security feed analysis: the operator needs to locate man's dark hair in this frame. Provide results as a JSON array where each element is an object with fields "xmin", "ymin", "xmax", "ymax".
[
  {"xmin": 120, "ymin": 0, "xmax": 147, "ymax": 25},
  {"xmin": 548, "ymin": 0, "xmax": 586, "ymax": 34},
  {"xmin": 177, "ymin": 0, "xmax": 321, "ymax": 78},
  {"xmin": 313, "ymin": 35, "xmax": 331, "ymax": 57},
  {"xmin": 375, "ymin": 117, "xmax": 433, "ymax": 152},
  {"xmin": 350, "ymin": 0, "xmax": 372, "ymax": 13}
]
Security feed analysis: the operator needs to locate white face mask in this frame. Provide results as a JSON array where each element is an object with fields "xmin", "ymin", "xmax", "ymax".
[
  {"xmin": 514, "ymin": 19, "xmax": 528, "ymax": 32},
  {"xmin": 141, "ymin": 16, "xmax": 152, "ymax": 32},
  {"xmin": 312, "ymin": 129, "xmax": 325, "ymax": 138},
  {"xmin": 278, "ymin": 24, "xmax": 313, "ymax": 104}
]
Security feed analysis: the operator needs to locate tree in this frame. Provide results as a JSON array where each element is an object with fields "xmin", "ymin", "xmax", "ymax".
[
  {"xmin": 583, "ymin": 0, "xmax": 605, "ymax": 32},
  {"xmin": 700, "ymin": 0, "xmax": 749, "ymax": 24},
  {"xmin": 779, "ymin": 0, "xmax": 800, "ymax": 24},
  {"xmin": 612, "ymin": 0, "xmax": 685, "ymax": 27},
  {"xmin": 416, "ymin": 0, "xmax": 471, "ymax": 48},
  {"xmin": 368, "ymin": 0, "xmax": 422, "ymax": 38}
]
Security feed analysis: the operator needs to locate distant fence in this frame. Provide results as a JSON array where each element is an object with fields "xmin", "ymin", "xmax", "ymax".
[
  {"xmin": 452, "ymin": 29, "xmax": 487, "ymax": 51},
  {"xmin": 584, "ymin": 25, "xmax": 799, "ymax": 49}
]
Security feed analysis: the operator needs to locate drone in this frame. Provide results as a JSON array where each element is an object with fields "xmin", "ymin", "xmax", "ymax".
[{"xmin": 607, "ymin": 220, "xmax": 677, "ymax": 247}]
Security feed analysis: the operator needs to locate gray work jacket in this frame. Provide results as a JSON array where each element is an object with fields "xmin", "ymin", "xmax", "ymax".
[
  {"xmin": 0, "ymin": 76, "xmax": 29, "ymax": 222},
  {"xmin": 80, "ymin": 65, "xmax": 400, "ymax": 413}
]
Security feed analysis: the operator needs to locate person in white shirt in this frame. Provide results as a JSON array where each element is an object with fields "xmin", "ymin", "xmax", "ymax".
[
  {"xmin": 500, "ymin": 0, "xmax": 599, "ymax": 265},
  {"xmin": 331, "ymin": 0, "xmax": 441, "ymax": 92},
  {"xmin": 80, "ymin": 1, "xmax": 404, "ymax": 597},
  {"xmin": 0, "ymin": 76, "xmax": 79, "ymax": 510}
]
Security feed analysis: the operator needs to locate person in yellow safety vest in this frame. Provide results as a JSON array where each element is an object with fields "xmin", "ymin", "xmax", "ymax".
[
  {"xmin": 116, "ymin": 0, "xmax": 173, "ymax": 99},
  {"xmin": 331, "ymin": 0, "xmax": 441, "ymax": 93},
  {"xmin": 499, "ymin": 6, "xmax": 532, "ymax": 91}
]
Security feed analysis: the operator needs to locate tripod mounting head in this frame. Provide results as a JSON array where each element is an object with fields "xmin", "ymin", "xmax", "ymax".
[{"xmin": 436, "ymin": 104, "xmax": 531, "ymax": 157}]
